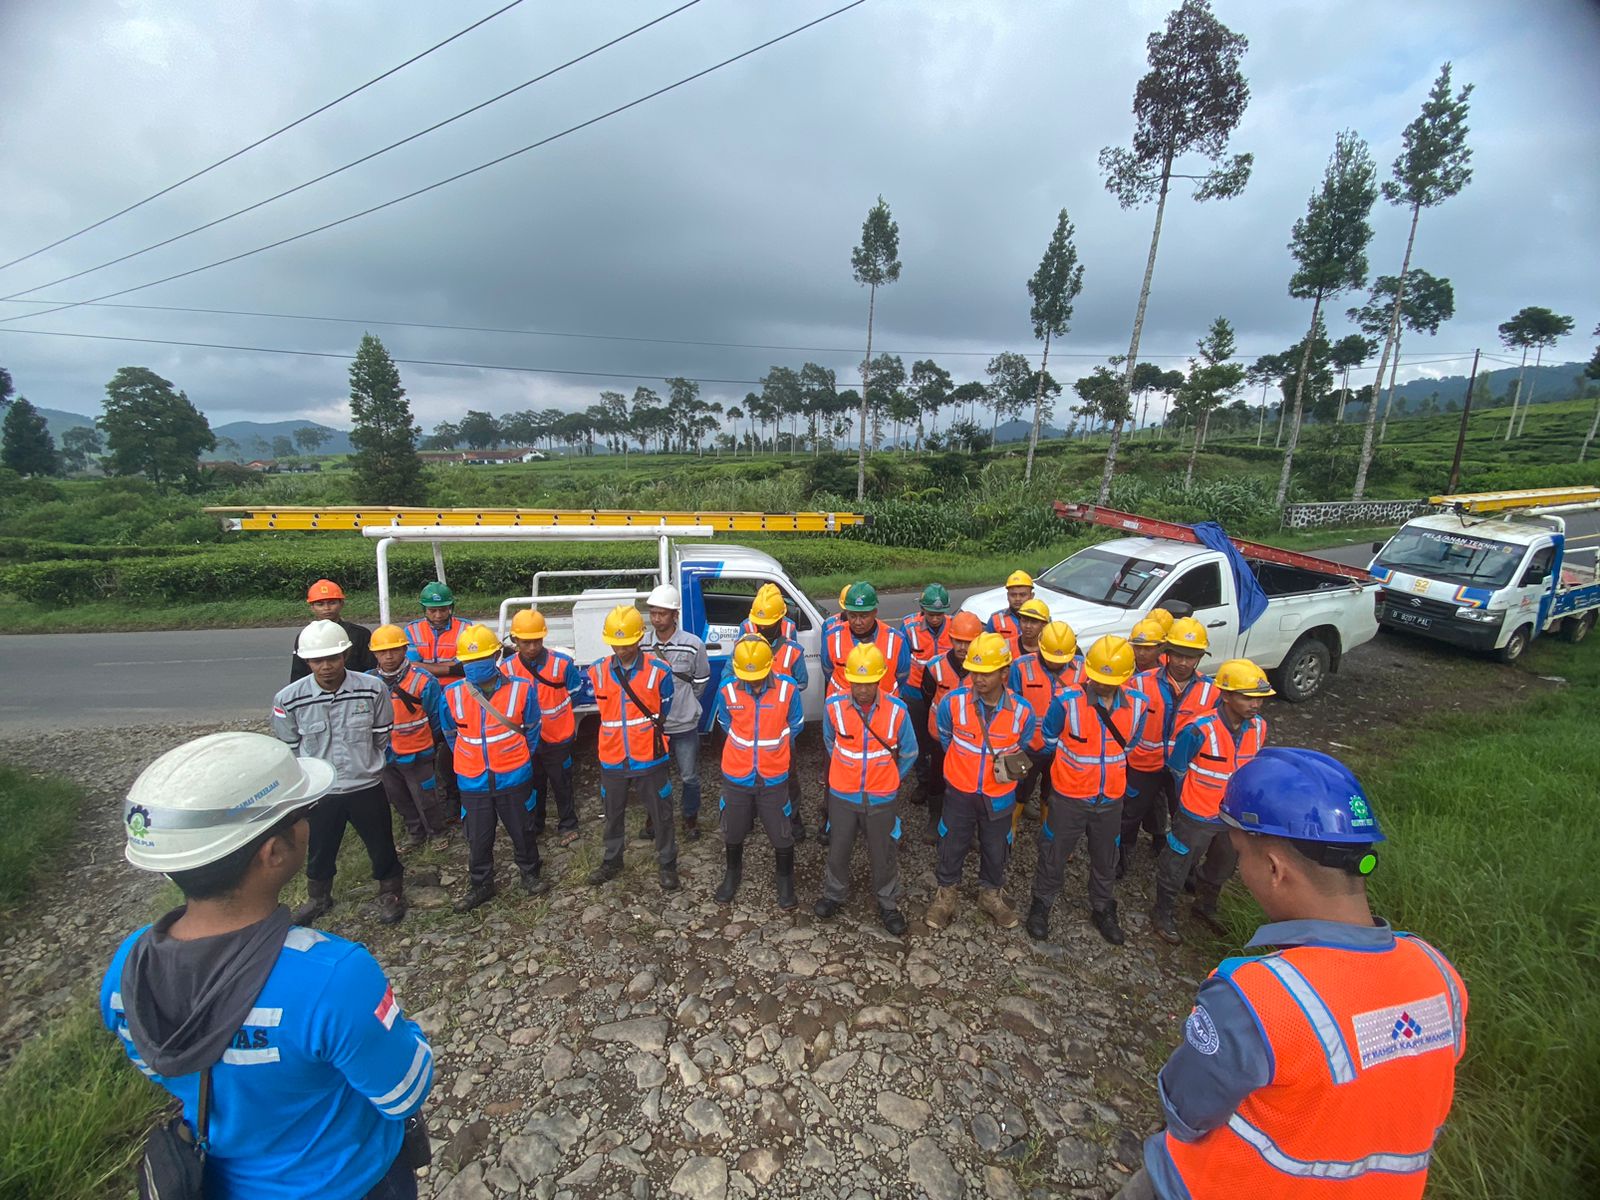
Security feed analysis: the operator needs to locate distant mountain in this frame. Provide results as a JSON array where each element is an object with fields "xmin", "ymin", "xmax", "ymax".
[
  {"xmin": 1383, "ymin": 360, "xmax": 1588, "ymax": 412},
  {"xmin": 211, "ymin": 419, "xmax": 352, "ymax": 459},
  {"xmin": 36, "ymin": 407, "xmax": 96, "ymax": 442},
  {"xmin": 993, "ymin": 418, "xmax": 1066, "ymax": 444}
]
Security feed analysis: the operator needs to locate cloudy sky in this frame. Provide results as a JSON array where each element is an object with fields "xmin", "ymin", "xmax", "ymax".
[{"xmin": 1, "ymin": 0, "xmax": 1595, "ymax": 432}]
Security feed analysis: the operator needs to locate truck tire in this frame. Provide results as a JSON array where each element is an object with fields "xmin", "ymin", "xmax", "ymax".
[
  {"xmin": 1562, "ymin": 611, "xmax": 1596, "ymax": 644},
  {"xmin": 1497, "ymin": 624, "xmax": 1532, "ymax": 663},
  {"xmin": 1272, "ymin": 635, "xmax": 1330, "ymax": 704}
]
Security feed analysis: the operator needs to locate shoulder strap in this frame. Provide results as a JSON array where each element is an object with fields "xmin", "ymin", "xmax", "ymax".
[
  {"xmin": 1091, "ymin": 697, "xmax": 1130, "ymax": 749},
  {"xmin": 465, "ymin": 680, "xmax": 527, "ymax": 736},
  {"xmin": 196, "ymin": 1065, "xmax": 213, "ymax": 1153},
  {"xmin": 614, "ymin": 660, "xmax": 667, "ymax": 756},
  {"xmin": 859, "ymin": 702, "xmax": 901, "ymax": 757}
]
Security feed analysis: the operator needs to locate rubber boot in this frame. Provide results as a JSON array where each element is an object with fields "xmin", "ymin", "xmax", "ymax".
[
  {"xmin": 1151, "ymin": 896, "xmax": 1182, "ymax": 945},
  {"xmin": 1092, "ymin": 901, "xmax": 1126, "ymax": 946},
  {"xmin": 1115, "ymin": 839, "xmax": 1134, "ymax": 881},
  {"xmin": 774, "ymin": 848, "xmax": 798, "ymax": 911},
  {"xmin": 588, "ymin": 858, "xmax": 623, "ymax": 886},
  {"xmin": 978, "ymin": 886, "xmax": 1021, "ymax": 930},
  {"xmin": 924, "ymin": 884, "xmax": 958, "ymax": 930},
  {"xmin": 376, "ymin": 873, "xmax": 407, "ymax": 925},
  {"xmin": 453, "ymin": 882, "xmax": 496, "ymax": 913},
  {"xmin": 659, "ymin": 861, "xmax": 680, "ymax": 892},
  {"xmin": 714, "ymin": 843, "xmax": 744, "ymax": 904},
  {"xmin": 1191, "ymin": 881, "xmax": 1227, "ymax": 935},
  {"xmin": 1025, "ymin": 897, "xmax": 1051, "ymax": 941},
  {"xmin": 292, "ymin": 878, "xmax": 334, "ymax": 926}
]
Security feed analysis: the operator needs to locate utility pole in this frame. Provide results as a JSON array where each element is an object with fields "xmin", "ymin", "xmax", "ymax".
[{"xmin": 1446, "ymin": 348, "xmax": 1480, "ymax": 494}]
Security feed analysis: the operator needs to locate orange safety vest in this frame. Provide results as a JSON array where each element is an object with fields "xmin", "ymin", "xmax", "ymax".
[
  {"xmin": 1126, "ymin": 668, "xmax": 1169, "ymax": 772},
  {"xmin": 740, "ymin": 615, "xmax": 797, "ymax": 643},
  {"xmin": 988, "ymin": 609, "xmax": 1023, "ymax": 659},
  {"xmin": 941, "ymin": 687, "xmax": 1031, "ymax": 802},
  {"xmin": 1167, "ymin": 936, "xmax": 1467, "ymax": 1199},
  {"xmin": 1164, "ymin": 672, "xmax": 1218, "ymax": 751},
  {"xmin": 387, "ymin": 665, "xmax": 437, "ymax": 757},
  {"xmin": 826, "ymin": 621, "xmax": 906, "ymax": 698},
  {"xmin": 1011, "ymin": 654, "xmax": 1079, "ymax": 752},
  {"xmin": 719, "ymin": 677, "xmax": 798, "ymax": 781},
  {"xmin": 770, "ymin": 638, "xmax": 805, "ymax": 681},
  {"xmin": 445, "ymin": 678, "xmax": 534, "ymax": 778},
  {"xmin": 825, "ymin": 694, "xmax": 909, "ymax": 802},
  {"xmin": 1178, "ymin": 711, "xmax": 1267, "ymax": 819},
  {"xmin": 1050, "ymin": 687, "xmax": 1147, "ymax": 801},
  {"xmin": 405, "ymin": 616, "xmax": 467, "ymax": 665},
  {"xmin": 902, "ymin": 612, "xmax": 953, "ymax": 690},
  {"xmin": 588, "ymin": 655, "xmax": 671, "ymax": 769},
  {"xmin": 924, "ymin": 652, "xmax": 966, "ymax": 738},
  {"xmin": 502, "ymin": 648, "xmax": 577, "ymax": 744}
]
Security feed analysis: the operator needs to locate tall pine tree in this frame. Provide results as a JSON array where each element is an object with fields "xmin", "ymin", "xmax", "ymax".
[
  {"xmin": 1, "ymin": 396, "xmax": 57, "ymax": 476},
  {"xmin": 348, "ymin": 333, "xmax": 424, "ymax": 504}
]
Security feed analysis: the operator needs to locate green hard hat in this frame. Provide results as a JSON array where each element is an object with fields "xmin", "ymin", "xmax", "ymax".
[
  {"xmin": 420, "ymin": 581, "xmax": 456, "ymax": 607},
  {"xmin": 843, "ymin": 582, "xmax": 879, "ymax": 612},
  {"xmin": 920, "ymin": 583, "xmax": 951, "ymax": 613}
]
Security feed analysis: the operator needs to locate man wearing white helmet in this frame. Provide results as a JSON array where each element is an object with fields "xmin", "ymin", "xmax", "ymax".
[
  {"xmin": 642, "ymin": 583, "xmax": 711, "ymax": 841},
  {"xmin": 104, "ymin": 732, "xmax": 433, "ymax": 1199},
  {"xmin": 271, "ymin": 620, "xmax": 405, "ymax": 926}
]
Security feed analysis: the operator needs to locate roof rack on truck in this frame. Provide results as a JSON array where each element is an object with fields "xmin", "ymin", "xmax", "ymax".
[
  {"xmin": 1428, "ymin": 487, "xmax": 1600, "ymax": 516},
  {"xmin": 202, "ymin": 506, "xmax": 870, "ymax": 533}
]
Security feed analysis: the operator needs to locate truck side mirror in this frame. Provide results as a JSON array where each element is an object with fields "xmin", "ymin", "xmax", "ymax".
[{"xmin": 1371, "ymin": 542, "xmax": 1383, "ymax": 555}]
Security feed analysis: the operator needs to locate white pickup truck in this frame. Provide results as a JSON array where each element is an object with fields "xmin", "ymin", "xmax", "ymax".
[{"xmin": 961, "ymin": 534, "xmax": 1381, "ymax": 702}]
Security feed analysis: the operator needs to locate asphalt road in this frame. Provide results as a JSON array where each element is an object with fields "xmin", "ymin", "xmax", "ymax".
[{"xmin": 0, "ymin": 523, "xmax": 1591, "ymax": 732}]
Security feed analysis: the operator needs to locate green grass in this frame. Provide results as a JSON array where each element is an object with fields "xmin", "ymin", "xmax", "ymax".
[
  {"xmin": 0, "ymin": 1003, "xmax": 167, "ymax": 1200},
  {"xmin": 1218, "ymin": 637, "xmax": 1600, "ymax": 1199},
  {"xmin": 0, "ymin": 765, "xmax": 88, "ymax": 910}
]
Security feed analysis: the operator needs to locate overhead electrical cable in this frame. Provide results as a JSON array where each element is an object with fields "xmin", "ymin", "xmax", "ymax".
[
  {"xmin": 0, "ymin": 0, "xmax": 704, "ymax": 301},
  {"xmin": 0, "ymin": 0, "xmax": 530, "ymax": 274},
  {"xmin": 0, "ymin": 0, "xmax": 870, "ymax": 329}
]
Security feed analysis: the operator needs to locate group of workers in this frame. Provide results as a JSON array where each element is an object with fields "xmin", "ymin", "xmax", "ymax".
[{"xmin": 102, "ymin": 568, "xmax": 1469, "ymax": 1200}]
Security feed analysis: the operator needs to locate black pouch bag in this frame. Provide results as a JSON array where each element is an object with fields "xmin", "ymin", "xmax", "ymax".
[{"xmin": 138, "ymin": 1068, "xmax": 211, "ymax": 1200}]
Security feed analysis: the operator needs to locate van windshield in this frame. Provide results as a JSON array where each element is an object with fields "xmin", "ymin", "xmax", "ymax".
[
  {"xmin": 1037, "ymin": 547, "xmax": 1168, "ymax": 609},
  {"xmin": 1376, "ymin": 526, "xmax": 1524, "ymax": 588}
]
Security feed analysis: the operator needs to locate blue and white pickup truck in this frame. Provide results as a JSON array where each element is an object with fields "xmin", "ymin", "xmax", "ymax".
[{"xmin": 1371, "ymin": 504, "xmax": 1600, "ymax": 662}]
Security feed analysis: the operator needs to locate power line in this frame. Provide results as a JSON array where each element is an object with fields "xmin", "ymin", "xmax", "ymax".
[
  {"xmin": 0, "ymin": 0, "xmax": 530, "ymax": 275},
  {"xmin": 0, "ymin": 296, "xmax": 1496, "ymax": 367},
  {"xmin": 0, "ymin": 1, "xmax": 703, "ymax": 301},
  {"xmin": 0, "ymin": 324, "xmax": 1495, "ymax": 388},
  {"xmin": 0, "ymin": 1, "xmax": 870, "ymax": 329}
]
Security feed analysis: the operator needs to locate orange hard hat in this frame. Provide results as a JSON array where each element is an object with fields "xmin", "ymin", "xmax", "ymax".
[
  {"xmin": 306, "ymin": 578, "xmax": 345, "ymax": 602},
  {"xmin": 950, "ymin": 611, "xmax": 986, "ymax": 642}
]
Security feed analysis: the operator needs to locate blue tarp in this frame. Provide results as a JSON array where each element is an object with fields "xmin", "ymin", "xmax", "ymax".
[{"xmin": 1192, "ymin": 521, "xmax": 1269, "ymax": 633}]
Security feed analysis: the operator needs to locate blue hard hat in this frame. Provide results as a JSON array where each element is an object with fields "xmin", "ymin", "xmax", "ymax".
[{"xmin": 1220, "ymin": 747, "xmax": 1386, "ymax": 845}]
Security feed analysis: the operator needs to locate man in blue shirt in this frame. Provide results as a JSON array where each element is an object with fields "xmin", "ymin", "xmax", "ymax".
[{"xmin": 105, "ymin": 731, "xmax": 432, "ymax": 1200}]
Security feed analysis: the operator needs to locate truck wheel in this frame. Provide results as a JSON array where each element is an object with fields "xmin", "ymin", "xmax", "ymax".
[
  {"xmin": 1562, "ymin": 611, "xmax": 1596, "ymax": 644},
  {"xmin": 1273, "ymin": 636, "xmax": 1330, "ymax": 704},
  {"xmin": 1497, "ymin": 625, "xmax": 1532, "ymax": 663}
]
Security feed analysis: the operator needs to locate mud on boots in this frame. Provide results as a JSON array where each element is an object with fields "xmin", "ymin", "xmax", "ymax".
[{"xmin": 710, "ymin": 636, "xmax": 805, "ymax": 909}]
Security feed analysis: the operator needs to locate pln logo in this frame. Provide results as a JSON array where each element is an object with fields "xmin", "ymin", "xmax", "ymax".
[{"xmin": 125, "ymin": 804, "xmax": 153, "ymax": 840}]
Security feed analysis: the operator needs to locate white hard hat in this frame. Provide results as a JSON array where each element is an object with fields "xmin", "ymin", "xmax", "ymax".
[
  {"xmin": 646, "ymin": 584, "xmax": 681, "ymax": 610},
  {"xmin": 124, "ymin": 732, "xmax": 335, "ymax": 873},
  {"xmin": 297, "ymin": 619, "xmax": 353, "ymax": 659}
]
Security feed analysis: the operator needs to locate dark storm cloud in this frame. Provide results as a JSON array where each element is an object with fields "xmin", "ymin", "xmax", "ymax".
[{"xmin": 1, "ymin": 0, "xmax": 1595, "ymax": 430}]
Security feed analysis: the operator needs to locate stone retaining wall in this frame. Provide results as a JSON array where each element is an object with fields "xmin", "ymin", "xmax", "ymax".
[{"xmin": 1281, "ymin": 499, "xmax": 1437, "ymax": 530}]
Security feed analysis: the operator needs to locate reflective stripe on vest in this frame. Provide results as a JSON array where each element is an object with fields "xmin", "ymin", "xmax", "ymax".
[
  {"xmin": 826, "ymin": 622, "xmax": 905, "ymax": 697},
  {"xmin": 1127, "ymin": 669, "xmax": 1168, "ymax": 771},
  {"xmin": 1179, "ymin": 713, "xmax": 1266, "ymax": 819},
  {"xmin": 1166, "ymin": 937, "xmax": 1465, "ymax": 1199},
  {"xmin": 388, "ymin": 666, "xmax": 435, "ymax": 756},
  {"xmin": 925, "ymin": 654, "xmax": 964, "ymax": 739},
  {"xmin": 590, "ymin": 657, "xmax": 669, "ymax": 767},
  {"xmin": 1013, "ymin": 655, "xmax": 1073, "ymax": 751},
  {"xmin": 826, "ymin": 696, "xmax": 905, "ymax": 801},
  {"xmin": 904, "ymin": 613, "xmax": 952, "ymax": 689},
  {"xmin": 1050, "ymin": 689, "xmax": 1145, "ymax": 801},
  {"xmin": 942, "ymin": 688, "xmax": 1028, "ymax": 800},
  {"xmin": 988, "ymin": 610, "xmax": 1021, "ymax": 659},
  {"xmin": 502, "ymin": 650, "xmax": 576, "ymax": 743},
  {"xmin": 1164, "ymin": 674, "xmax": 1217, "ymax": 750},
  {"xmin": 771, "ymin": 639, "xmax": 804, "ymax": 679},
  {"xmin": 720, "ymin": 678, "xmax": 795, "ymax": 780},
  {"xmin": 740, "ymin": 615, "xmax": 797, "ymax": 643},
  {"xmin": 406, "ymin": 617, "xmax": 464, "ymax": 664},
  {"xmin": 446, "ymin": 679, "xmax": 532, "ymax": 778}
]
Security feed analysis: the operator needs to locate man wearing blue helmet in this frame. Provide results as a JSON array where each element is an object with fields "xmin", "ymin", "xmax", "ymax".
[{"xmin": 1119, "ymin": 747, "xmax": 1468, "ymax": 1200}]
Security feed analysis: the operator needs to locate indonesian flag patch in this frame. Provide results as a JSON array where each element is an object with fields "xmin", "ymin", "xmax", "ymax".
[
  {"xmin": 273, "ymin": 705, "xmax": 288, "ymax": 718},
  {"xmin": 375, "ymin": 985, "xmax": 399, "ymax": 1030}
]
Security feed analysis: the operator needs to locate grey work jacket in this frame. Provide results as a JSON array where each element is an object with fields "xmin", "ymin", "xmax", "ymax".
[
  {"xmin": 648, "ymin": 626, "xmax": 710, "ymax": 734},
  {"xmin": 270, "ymin": 670, "xmax": 392, "ymax": 792}
]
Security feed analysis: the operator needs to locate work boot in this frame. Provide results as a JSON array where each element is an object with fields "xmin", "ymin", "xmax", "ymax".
[
  {"xmin": 401, "ymin": 831, "xmax": 427, "ymax": 854},
  {"xmin": 880, "ymin": 907, "xmax": 908, "ymax": 937},
  {"xmin": 659, "ymin": 862, "xmax": 680, "ymax": 893},
  {"xmin": 813, "ymin": 897, "xmax": 843, "ymax": 920},
  {"xmin": 376, "ymin": 874, "xmax": 407, "ymax": 925},
  {"xmin": 588, "ymin": 859, "xmax": 623, "ymax": 886},
  {"xmin": 292, "ymin": 878, "xmax": 334, "ymax": 926},
  {"xmin": 774, "ymin": 848, "xmax": 798, "ymax": 911},
  {"xmin": 1115, "ymin": 840, "xmax": 1134, "ymax": 880},
  {"xmin": 791, "ymin": 815, "xmax": 808, "ymax": 844},
  {"xmin": 924, "ymin": 885, "xmax": 959, "ymax": 930},
  {"xmin": 1025, "ymin": 897, "xmax": 1051, "ymax": 941},
  {"xmin": 1022, "ymin": 797, "xmax": 1042, "ymax": 823},
  {"xmin": 714, "ymin": 843, "xmax": 744, "ymax": 904},
  {"xmin": 978, "ymin": 887, "xmax": 1021, "ymax": 930},
  {"xmin": 1151, "ymin": 897, "xmax": 1182, "ymax": 945},
  {"xmin": 636, "ymin": 819, "xmax": 654, "ymax": 842},
  {"xmin": 683, "ymin": 814, "xmax": 701, "ymax": 842},
  {"xmin": 520, "ymin": 870, "xmax": 550, "ymax": 898},
  {"xmin": 1092, "ymin": 902, "xmax": 1126, "ymax": 946},
  {"xmin": 1191, "ymin": 882, "xmax": 1227, "ymax": 936},
  {"xmin": 453, "ymin": 882, "xmax": 496, "ymax": 913},
  {"xmin": 922, "ymin": 822, "xmax": 941, "ymax": 846}
]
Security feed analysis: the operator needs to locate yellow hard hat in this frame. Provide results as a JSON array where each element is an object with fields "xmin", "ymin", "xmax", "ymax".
[
  {"xmin": 1147, "ymin": 608, "xmax": 1175, "ymax": 636},
  {"xmin": 1083, "ymin": 635, "xmax": 1136, "ymax": 685},
  {"xmin": 510, "ymin": 609, "xmax": 548, "ymax": 639},
  {"xmin": 749, "ymin": 587, "xmax": 787, "ymax": 627},
  {"xmin": 370, "ymin": 623, "xmax": 409, "ymax": 652},
  {"xmin": 844, "ymin": 643, "xmax": 888, "ymax": 685},
  {"xmin": 1017, "ymin": 597, "xmax": 1051, "ymax": 623},
  {"xmin": 1164, "ymin": 616, "xmax": 1209, "ymax": 653},
  {"xmin": 1005, "ymin": 569, "xmax": 1034, "ymax": 589},
  {"xmin": 602, "ymin": 605, "xmax": 646, "ymax": 647},
  {"xmin": 1038, "ymin": 621, "xmax": 1078, "ymax": 664},
  {"xmin": 456, "ymin": 623, "xmax": 503, "ymax": 663},
  {"xmin": 838, "ymin": 585, "xmax": 852, "ymax": 610},
  {"xmin": 963, "ymin": 632, "xmax": 1013, "ymax": 674},
  {"xmin": 1214, "ymin": 658, "xmax": 1275, "ymax": 696},
  {"xmin": 1128, "ymin": 618, "xmax": 1166, "ymax": 647},
  {"xmin": 732, "ymin": 636, "xmax": 775, "ymax": 682}
]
